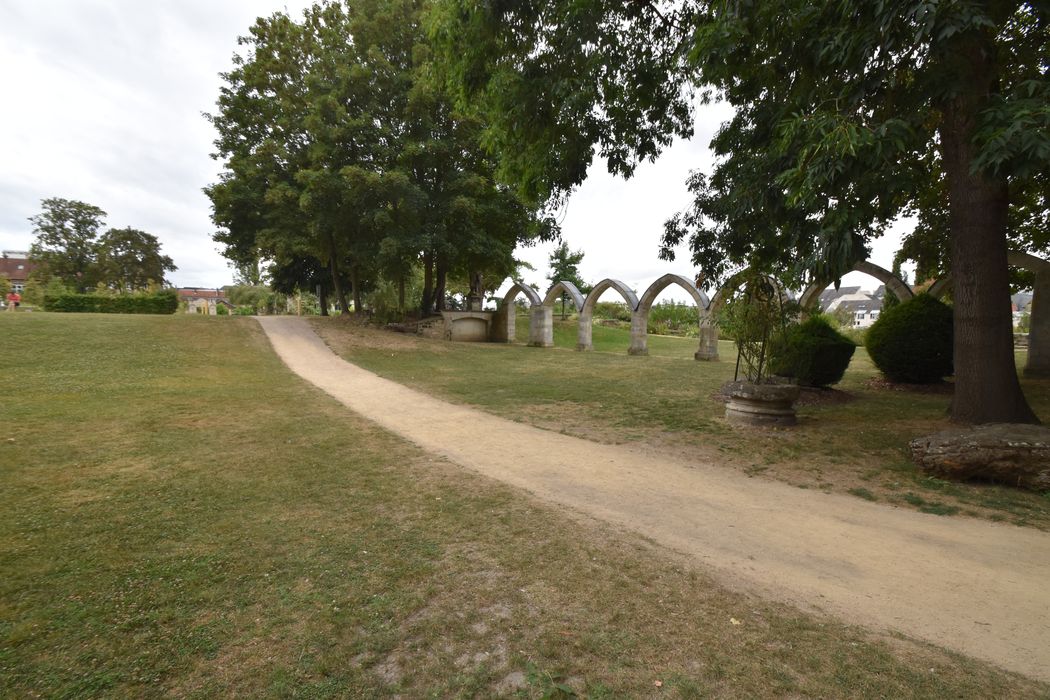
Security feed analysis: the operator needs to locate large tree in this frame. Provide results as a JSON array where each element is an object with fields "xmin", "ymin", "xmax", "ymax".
[
  {"xmin": 96, "ymin": 227, "xmax": 176, "ymax": 291},
  {"xmin": 28, "ymin": 198, "xmax": 107, "ymax": 291},
  {"xmin": 207, "ymin": 0, "xmax": 556, "ymax": 319},
  {"xmin": 430, "ymin": 1, "xmax": 1048, "ymax": 424}
]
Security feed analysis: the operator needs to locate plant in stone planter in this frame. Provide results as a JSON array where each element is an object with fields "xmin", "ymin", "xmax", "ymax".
[{"xmin": 717, "ymin": 275, "xmax": 800, "ymax": 426}]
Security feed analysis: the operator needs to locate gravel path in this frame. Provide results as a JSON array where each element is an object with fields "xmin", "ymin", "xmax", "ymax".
[{"xmin": 258, "ymin": 316, "xmax": 1050, "ymax": 681}]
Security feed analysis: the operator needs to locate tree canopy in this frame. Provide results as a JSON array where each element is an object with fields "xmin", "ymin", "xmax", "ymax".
[
  {"xmin": 429, "ymin": 0, "xmax": 1048, "ymax": 424},
  {"xmin": 206, "ymin": 0, "xmax": 557, "ymax": 317}
]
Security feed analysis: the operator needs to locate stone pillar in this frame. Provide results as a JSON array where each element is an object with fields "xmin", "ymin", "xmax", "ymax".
[
  {"xmin": 695, "ymin": 321, "xmax": 720, "ymax": 361},
  {"xmin": 529, "ymin": 305, "xmax": 553, "ymax": 347},
  {"xmin": 1025, "ymin": 269, "xmax": 1050, "ymax": 377},
  {"xmin": 491, "ymin": 304, "xmax": 513, "ymax": 343},
  {"xmin": 576, "ymin": 310, "xmax": 593, "ymax": 351},
  {"xmin": 628, "ymin": 310, "xmax": 648, "ymax": 355}
]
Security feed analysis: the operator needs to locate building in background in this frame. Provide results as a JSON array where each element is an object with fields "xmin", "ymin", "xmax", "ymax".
[
  {"xmin": 177, "ymin": 288, "xmax": 234, "ymax": 315},
  {"xmin": 0, "ymin": 251, "xmax": 34, "ymax": 294}
]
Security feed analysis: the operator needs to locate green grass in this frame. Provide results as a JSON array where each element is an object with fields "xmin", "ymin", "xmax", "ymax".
[
  {"xmin": 313, "ymin": 316, "xmax": 1050, "ymax": 529},
  {"xmin": 2, "ymin": 313, "xmax": 1047, "ymax": 697}
]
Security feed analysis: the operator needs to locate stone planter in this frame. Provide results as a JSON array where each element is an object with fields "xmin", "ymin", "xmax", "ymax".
[{"xmin": 724, "ymin": 381, "xmax": 800, "ymax": 426}]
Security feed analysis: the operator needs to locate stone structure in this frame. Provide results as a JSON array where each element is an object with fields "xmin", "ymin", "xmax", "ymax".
[
  {"xmin": 434, "ymin": 253, "xmax": 1050, "ymax": 372},
  {"xmin": 723, "ymin": 381, "xmax": 800, "ymax": 426},
  {"xmin": 439, "ymin": 311, "xmax": 492, "ymax": 341},
  {"xmin": 910, "ymin": 424, "xmax": 1050, "ymax": 491}
]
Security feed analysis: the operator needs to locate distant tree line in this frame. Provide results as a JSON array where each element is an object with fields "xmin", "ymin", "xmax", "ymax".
[{"xmin": 26, "ymin": 197, "xmax": 176, "ymax": 296}]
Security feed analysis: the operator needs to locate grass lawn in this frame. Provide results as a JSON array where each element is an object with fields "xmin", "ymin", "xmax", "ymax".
[
  {"xmin": 313, "ymin": 315, "xmax": 1050, "ymax": 530},
  {"xmin": 2, "ymin": 312, "xmax": 1047, "ymax": 697}
]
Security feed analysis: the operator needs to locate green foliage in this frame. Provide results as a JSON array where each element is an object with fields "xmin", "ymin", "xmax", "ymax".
[
  {"xmin": 0, "ymin": 274, "xmax": 10, "ymax": 298},
  {"xmin": 591, "ymin": 301, "xmax": 631, "ymax": 323},
  {"xmin": 28, "ymin": 197, "xmax": 107, "ymax": 291},
  {"xmin": 547, "ymin": 241, "xmax": 589, "ymax": 319},
  {"xmin": 216, "ymin": 302, "xmax": 230, "ymax": 316},
  {"xmin": 28, "ymin": 198, "xmax": 175, "ymax": 292},
  {"xmin": 223, "ymin": 285, "xmax": 275, "ymax": 314},
  {"xmin": 715, "ymin": 276, "xmax": 793, "ymax": 383},
  {"xmin": 648, "ymin": 301, "xmax": 700, "ymax": 337},
  {"xmin": 1016, "ymin": 312, "xmax": 1031, "ymax": 333},
  {"xmin": 207, "ymin": 1, "xmax": 556, "ymax": 316},
  {"xmin": 363, "ymin": 269, "xmax": 425, "ymax": 324},
  {"xmin": 95, "ymin": 227, "xmax": 176, "ymax": 291},
  {"xmin": 866, "ymin": 295, "xmax": 953, "ymax": 384},
  {"xmin": 770, "ymin": 315, "xmax": 857, "ymax": 387},
  {"xmin": 43, "ymin": 289, "xmax": 178, "ymax": 315}
]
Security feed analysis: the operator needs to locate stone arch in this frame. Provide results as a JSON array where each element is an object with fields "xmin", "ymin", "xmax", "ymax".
[
  {"xmin": 531, "ymin": 281, "xmax": 586, "ymax": 348},
  {"xmin": 632, "ymin": 274, "xmax": 713, "ymax": 359},
  {"xmin": 576, "ymin": 279, "xmax": 640, "ymax": 353},
  {"xmin": 799, "ymin": 260, "xmax": 914, "ymax": 312},
  {"xmin": 709, "ymin": 267, "xmax": 789, "ymax": 316},
  {"xmin": 704, "ymin": 268, "xmax": 792, "ymax": 362},
  {"xmin": 928, "ymin": 252, "xmax": 1050, "ymax": 376},
  {"xmin": 492, "ymin": 280, "xmax": 541, "ymax": 343},
  {"xmin": 637, "ymin": 274, "xmax": 710, "ymax": 312}
]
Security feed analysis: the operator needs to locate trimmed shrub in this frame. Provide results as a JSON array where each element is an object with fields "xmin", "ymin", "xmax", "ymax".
[
  {"xmin": 770, "ymin": 315, "xmax": 857, "ymax": 387},
  {"xmin": 865, "ymin": 294, "xmax": 953, "ymax": 383},
  {"xmin": 44, "ymin": 289, "xmax": 178, "ymax": 314}
]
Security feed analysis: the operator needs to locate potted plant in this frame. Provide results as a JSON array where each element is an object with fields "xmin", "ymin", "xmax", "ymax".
[{"xmin": 717, "ymin": 274, "xmax": 800, "ymax": 426}]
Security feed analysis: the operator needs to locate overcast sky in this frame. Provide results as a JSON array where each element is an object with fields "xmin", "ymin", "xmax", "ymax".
[{"xmin": 0, "ymin": 0, "xmax": 906, "ymax": 301}]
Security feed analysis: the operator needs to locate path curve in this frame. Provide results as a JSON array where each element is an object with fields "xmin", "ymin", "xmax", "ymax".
[{"xmin": 258, "ymin": 317, "xmax": 1050, "ymax": 681}]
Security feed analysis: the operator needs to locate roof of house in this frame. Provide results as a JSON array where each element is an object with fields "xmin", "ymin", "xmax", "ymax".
[
  {"xmin": 0, "ymin": 254, "xmax": 34, "ymax": 281},
  {"xmin": 177, "ymin": 288, "xmax": 227, "ymax": 300},
  {"xmin": 837, "ymin": 298, "xmax": 883, "ymax": 313},
  {"xmin": 818, "ymin": 286, "xmax": 861, "ymax": 306}
]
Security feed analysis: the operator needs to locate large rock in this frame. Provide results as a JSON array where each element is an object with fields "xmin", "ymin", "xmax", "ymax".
[{"xmin": 910, "ymin": 424, "xmax": 1050, "ymax": 491}]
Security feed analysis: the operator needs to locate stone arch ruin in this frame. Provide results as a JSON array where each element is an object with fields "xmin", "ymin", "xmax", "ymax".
[
  {"xmin": 576, "ymin": 278, "xmax": 640, "ymax": 353},
  {"xmin": 477, "ymin": 254, "xmax": 1049, "ymax": 375}
]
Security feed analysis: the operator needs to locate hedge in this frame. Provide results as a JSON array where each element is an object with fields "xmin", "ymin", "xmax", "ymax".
[
  {"xmin": 43, "ymin": 290, "xmax": 179, "ymax": 314},
  {"xmin": 770, "ymin": 315, "xmax": 857, "ymax": 387},
  {"xmin": 865, "ymin": 294, "xmax": 953, "ymax": 383}
]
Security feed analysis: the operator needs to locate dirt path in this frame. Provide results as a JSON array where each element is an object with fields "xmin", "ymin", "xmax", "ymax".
[{"xmin": 257, "ymin": 317, "xmax": 1050, "ymax": 682}]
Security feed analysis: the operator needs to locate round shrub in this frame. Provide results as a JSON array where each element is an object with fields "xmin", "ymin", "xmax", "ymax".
[
  {"xmin": 865, "ymin": 294, "xmax": 953, "ymax": 383},
  {"xmin": 770, "ymin": 315, "xmax": 857, "ymax": 387}
]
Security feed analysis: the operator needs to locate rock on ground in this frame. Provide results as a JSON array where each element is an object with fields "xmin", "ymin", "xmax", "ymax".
[{"xmin": 910, "ymin": 423, "xmax": 1050, "ymax": 491}]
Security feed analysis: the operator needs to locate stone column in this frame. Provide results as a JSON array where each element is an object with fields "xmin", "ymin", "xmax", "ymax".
[
  {"xmin": 576, "ymin": 310, "xmax": 593, "ymax": 351},
  {"xmin": 529, "ymin": 305, "xmax": 553, "ymax": 347},
  {"xmin": 628, "ymin": 310, "xmax": 648, "ymax": 355},
  {"xmin": 1025, "ymin": 269, "xmax": 1050, "ymax": 377},
  {"xmin": 695, "ymin": 320, "xmax": 720, "ymax": 361},
  {"xmin": 491, "ymin": 304, "xmax": 513, "ymax": 343}
]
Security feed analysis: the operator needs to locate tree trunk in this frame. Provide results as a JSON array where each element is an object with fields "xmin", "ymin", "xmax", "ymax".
[
  {"xmin": 434, "ymin": 255, "xmax": 448, "ymax": 313},
  {"xmin": 349, "ymin": 265, "xmax": 362, "ymax": 316},
  {"xmin": 398, "ymin": 274, "xmax": 405, "ymax": 315},
  {"xmin": 328, "ymin": 251, "xmax": 349, "ymax": 316},
  {"xmin": 318, "ymin": 282, "xmax": 328, "ymax": 317},
  {"xmin": 422, "ymin": 249, "xmax": 434, "ymax": 315},
  {"xmin": 939, "ymin": 30, "xmax": 1038, "ymax": 424}
]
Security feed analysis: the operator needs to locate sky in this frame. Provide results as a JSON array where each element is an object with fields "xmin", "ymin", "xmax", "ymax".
[{"xmin": 0, "ymin": 0, "xmax": 908, "ymax": 302}]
